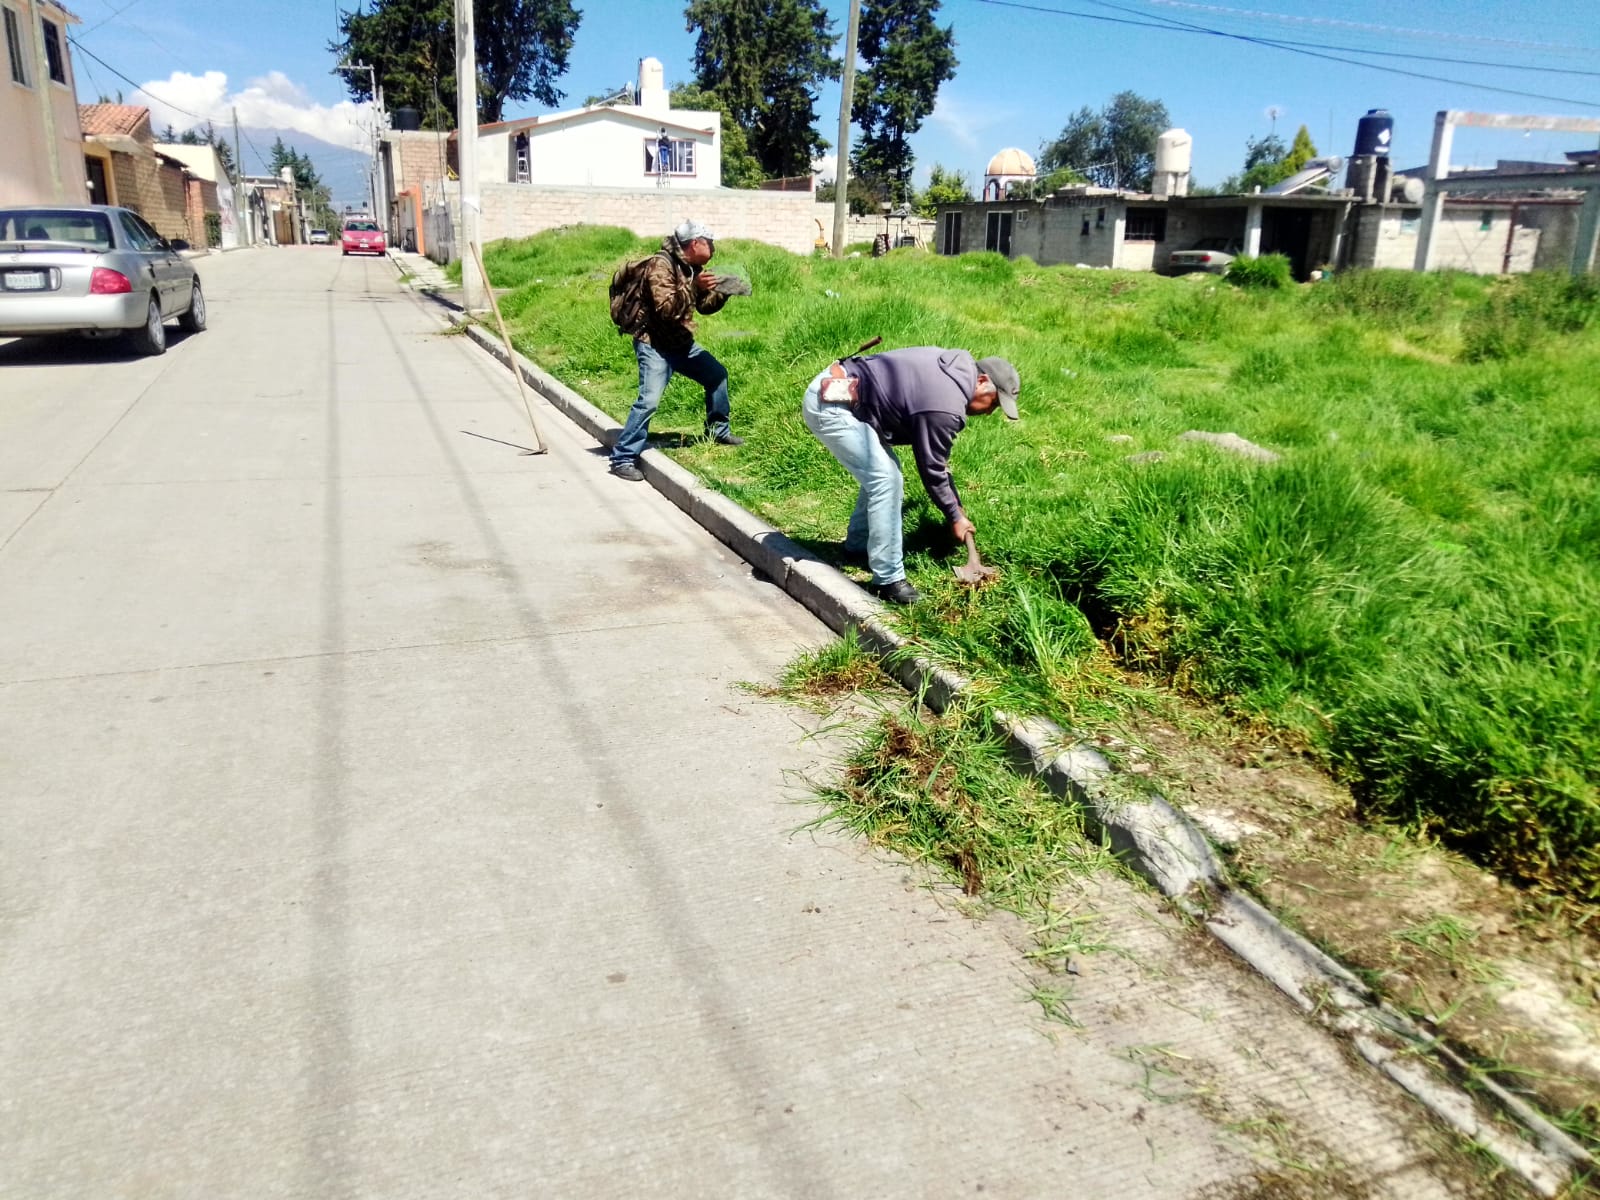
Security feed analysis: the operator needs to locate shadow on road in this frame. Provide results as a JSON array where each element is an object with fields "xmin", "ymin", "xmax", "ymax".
[{"xmin": 0, "ymin": 330, "xmax": 201, "ymax": 367}]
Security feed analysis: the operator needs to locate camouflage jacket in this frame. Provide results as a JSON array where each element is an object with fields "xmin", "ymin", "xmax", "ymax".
[{"xmin": 631, "ymin": 236, "xmax": 728, "ymax": 354}]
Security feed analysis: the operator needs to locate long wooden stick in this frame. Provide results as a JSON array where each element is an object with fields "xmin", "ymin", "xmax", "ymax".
[{"xmin": 469, "ymin": 240, "xmax": 548, "ymax": 455}]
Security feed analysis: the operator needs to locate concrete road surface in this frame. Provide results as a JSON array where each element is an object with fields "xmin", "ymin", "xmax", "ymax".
[{"xmin": 1, "ymin": 248, "xmax": 1477, "ymax": 1199}]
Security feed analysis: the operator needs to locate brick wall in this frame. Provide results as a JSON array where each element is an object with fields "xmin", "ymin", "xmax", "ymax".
[
  {"xmin": 387, "ymin": 130, "xmax": 451, "ymax": 192},
  {"xmin": 110, "ymin": 151, "xmax": 190, "ymax": 242}
]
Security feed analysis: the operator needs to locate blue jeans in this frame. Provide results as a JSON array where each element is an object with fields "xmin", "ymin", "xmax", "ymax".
[
  {"xmin": 610, "ymin": 339, "xmax": 732, "ymax": 465},
  {"xmin": 801, "ymin": 369, "xmax": 905, "ymax": 586}
]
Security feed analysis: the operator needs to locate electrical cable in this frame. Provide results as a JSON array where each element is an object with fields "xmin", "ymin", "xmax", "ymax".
[{"xmin": 968, "ymin": 0, "xmax": 1600, "ymax": 110}]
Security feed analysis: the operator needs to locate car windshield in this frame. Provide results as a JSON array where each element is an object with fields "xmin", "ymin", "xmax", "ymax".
[
  {"xmin": 1193, "ymin": 237, "xmax": 1235, "ymax": 251},
  {"xmin": 0, "ymin": 209, "xmax": 114, "ymax": 251},
  {"xmin": 345, "ymin": 221, "xmax": 378, "ymax": 232},
  {"xmin": 311, "ymin": 228, "xmax": 328, "ymax": 236}
]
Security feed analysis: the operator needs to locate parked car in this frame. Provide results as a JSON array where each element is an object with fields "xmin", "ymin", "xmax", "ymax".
[
  {"xmin": 308, "ymin": 228, "xmax": 331, "ymax": 245},
  {"xmin": 341, "ymin": 219, "xmax": 386, "ymax": 256},
  {"xmin": 0, "ymin": 205, "xmax": 205, "ymax": 355},
  {"xmin": 1168, "ymin": 237, "xmax": 1244, "ymax": 275}
]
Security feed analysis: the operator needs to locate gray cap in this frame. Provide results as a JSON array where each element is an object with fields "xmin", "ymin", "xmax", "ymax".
[
  {"xmin": 674, "ymin": 219, "xmax": 715, "ymax": 245},
  {"xmin": 976, "ymin": 356, "xmax": 1020, "ymax": 420}
]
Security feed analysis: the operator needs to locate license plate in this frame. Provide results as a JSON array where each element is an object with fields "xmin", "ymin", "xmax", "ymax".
[{"xmin": 4, "ymin": 271, "xmax": 47, "ymax": 290}]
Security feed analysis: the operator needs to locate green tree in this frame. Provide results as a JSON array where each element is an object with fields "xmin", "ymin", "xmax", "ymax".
[
  {"xmin": 1238, "ymin": 124, "xmax": 1317, "ymax": 192},
  {"xmin": 815, "ymin": 173, "xmax": 877, "ymax": 216},
  {"xmin": 686, "ymin": 0, "xmax": 839, "ymax": 178},
  {"xmin": 670, "ymin": 83, "xmax": 765, "ymax": 188},
  {"xmin": 1039, "ymin": 90, "xmax": 1169, "ymax": 191},
  {"xmin": 159, "ymin": 124, "xmax": 177, "ymax": 143},
  {"xmin": 912, "ymin": 162, "xmax": 971, "ymax": 217},
  {"xmin": 330, "ymin": 0, "xmax": 580, "ymax": 126},
  {"xmin": 1005, "ymin": 165, "xmax": 1086, "ymax": 201},
  {"xmin": 850, "ymin": 0, "xmax": 957, "ymax": 205}
]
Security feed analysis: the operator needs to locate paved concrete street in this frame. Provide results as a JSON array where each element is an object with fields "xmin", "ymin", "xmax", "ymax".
[{"xmin": 2, "ymin": 247, "xmax": 1473, "ymax": 1198}]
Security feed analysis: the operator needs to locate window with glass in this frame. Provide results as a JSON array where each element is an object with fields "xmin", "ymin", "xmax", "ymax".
[
  {"xmin": 643, "ymin": 138, "xmax": 696, "ymax": 176},
  {"xmin": 3, "ymin": 6, "xmax": 29, "ymax": 86},
  {"xmin": 1124, "ymin": 210, "xmax": 1167, "ymax": 242},
  {"xmin": 42, "ymin": 17, "xmax": 64, "ymax": 84}
]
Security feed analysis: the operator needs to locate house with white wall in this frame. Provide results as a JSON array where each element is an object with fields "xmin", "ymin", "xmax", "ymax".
[
  {"xmin": 458, "ymin": 57, "xmax": 721, "ymax": 189},
  {"xmin": 1, "ymin": 0, "xmax": 89, "ymax": 205}
]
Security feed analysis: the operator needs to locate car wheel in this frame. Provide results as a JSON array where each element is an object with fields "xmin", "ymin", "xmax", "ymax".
[
  {"xmin": 126, "ymin": 295, "xmax": 167, "ymax": 357},
  {"xmin": 178, "ymin": 280, "xmax": 207, "ymax": 333}
]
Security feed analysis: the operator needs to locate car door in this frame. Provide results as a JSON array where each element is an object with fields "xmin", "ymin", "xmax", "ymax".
[{"xmin": 117, "ymin": 211, "xmax": 181, "ymax": 314}]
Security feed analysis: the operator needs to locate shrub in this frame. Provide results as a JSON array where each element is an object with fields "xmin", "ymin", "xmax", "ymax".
[
  {"xmin": 1312, "ymin": 268, "xmax": 1451, "ymax": 325},
  {"xmin": 1225, "ymin": 253, "xmax": 1293, "ymax": 290},
  {"xmin": 1462, "ymin": 272, "xmax": 1600, "ymax": 362}
]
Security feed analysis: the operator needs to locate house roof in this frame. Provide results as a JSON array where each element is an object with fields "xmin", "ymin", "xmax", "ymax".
[
  {"xmin": 79, "ymin": 104, "xmax": 149, "ymax": 137},
  {"xmin": 453, "ymin": 105, "xmax": 714, "ymax": 141}
]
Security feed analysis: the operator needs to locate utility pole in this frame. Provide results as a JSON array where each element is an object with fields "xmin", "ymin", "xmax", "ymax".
[
  {"xmin": 831, "ymin": 0, "xmax": 860, "ymax": 259},
  {"xmin": 233, "ymin": 106, "xmax": 250, "ymax": 246},
  {"xmin": 455, "ymin": 0, "xmax": 486, "ymax": 310}
]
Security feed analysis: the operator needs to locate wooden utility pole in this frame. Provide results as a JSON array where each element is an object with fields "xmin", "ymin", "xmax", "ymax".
[
  {"xmin": 455, "ymin": 0, "xmax": 486, "ymax": 310},
  {"xmin": 831, "ymin": 0, "xmax": 860, "ymax": 259}
]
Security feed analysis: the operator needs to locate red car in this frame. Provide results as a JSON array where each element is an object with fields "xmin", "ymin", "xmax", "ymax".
[{"xmin": 341, "ymin": 219, "xmax": 386, "ymax": 256}]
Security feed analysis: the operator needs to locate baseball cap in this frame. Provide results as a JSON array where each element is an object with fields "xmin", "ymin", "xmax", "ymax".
[
  {"xmin": 976, "ymin": 356, "xmax": 1021, "ymax": 420},
  {"xmin": 674, "ymin": 219, "xmax": 715, "ymax": 244}
]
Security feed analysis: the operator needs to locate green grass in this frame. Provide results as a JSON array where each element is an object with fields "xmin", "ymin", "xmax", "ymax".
[{"xmin": 478, "ymin": 226, "xmax": 1600, "ymax": 903}]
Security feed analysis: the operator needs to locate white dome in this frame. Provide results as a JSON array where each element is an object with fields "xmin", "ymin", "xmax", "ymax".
[{"xmin": 985, "ymin": 147, "xmax": 1036, "ymax": 177}]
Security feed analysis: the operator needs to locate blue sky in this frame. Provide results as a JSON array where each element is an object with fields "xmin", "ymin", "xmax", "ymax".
[{"xmin": 74, "ymin": 0, "xmax": 1600, "ymax": 196}]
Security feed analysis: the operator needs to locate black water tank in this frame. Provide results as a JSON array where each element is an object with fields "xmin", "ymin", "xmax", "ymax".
[
  {"xmin": 1352, "ymin": 109, "xmax": 1393, "ymax": 158},
  {"xmin": 392, "ymin": 106, "xmax": 422, "ymax": 131}
]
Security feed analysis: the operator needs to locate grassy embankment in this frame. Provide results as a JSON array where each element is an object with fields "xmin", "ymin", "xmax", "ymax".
[{"xmin": 466, "ymin": 228, "xmax": 1600, "ymax": 903}]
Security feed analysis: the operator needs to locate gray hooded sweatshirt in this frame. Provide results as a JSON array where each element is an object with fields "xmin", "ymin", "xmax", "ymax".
[{"xmin": 841, "ymin": 346, "xmax": 976, "ymax": 523}]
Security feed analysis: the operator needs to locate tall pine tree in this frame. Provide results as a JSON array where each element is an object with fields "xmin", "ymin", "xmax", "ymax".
[
  {"xmin": 685, "ymin": 0, "xmax": 839, "ymax": 178},
  {"xmin": 851, "ymin": 0, "xmax": 956, "ymax": 205}
]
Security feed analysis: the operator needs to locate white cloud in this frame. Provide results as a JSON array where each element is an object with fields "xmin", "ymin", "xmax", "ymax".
[
  {"xmin": 811, "ymin": 152, "xmax": 837, "ymax": 184},
  {"xmin": 928, "ymin": 93, "xmax": 1014, "ymax": 153},
  {"xmin": 133, "ymin": 69, "xmax": 378, "ymax": 151}
]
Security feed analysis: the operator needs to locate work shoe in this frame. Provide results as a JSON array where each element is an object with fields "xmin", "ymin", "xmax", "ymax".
[
  {"xmin": 610, "ymin": 461, "xmax": 646, "ymax": 482},
  {"xmin": 874, "ymin": 579, "xmax": 921, "ymax": 606},
  {"xmin": 709, "ymin": 430, "xmax": 745, "ymax": 446}
]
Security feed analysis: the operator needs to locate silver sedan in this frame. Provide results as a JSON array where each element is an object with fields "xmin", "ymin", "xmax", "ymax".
[{"xmin": 0, "ymin": 205, "xmax": 206, "ymax": 355}]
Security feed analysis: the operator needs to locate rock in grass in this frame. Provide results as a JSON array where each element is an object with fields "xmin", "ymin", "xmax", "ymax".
[
  {"xmin": 1106, "ymin": 434, "xmax": 1135, "ymax": 444},
  {"xmin": 1178, "ymin": 430, "xmax": 1282, "ymax": 463},
  {"xmin": 1126, "ymin": 451, "xmax": 1165, "ymax": 465}
]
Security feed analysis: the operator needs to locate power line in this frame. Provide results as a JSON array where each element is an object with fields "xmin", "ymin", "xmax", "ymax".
[
  {"xmin": 968, "ymin": 0, "xmax": 1600, "ymax": 110},
  {"xmin": 68, "ymin": 36, "xmax": 212, "ymax": 121},
  {"xmin": 1144, "ymin": 0, "xmax": 1599, "ymax": 58}
]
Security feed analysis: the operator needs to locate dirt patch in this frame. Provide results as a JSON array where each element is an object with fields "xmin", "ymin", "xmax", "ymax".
[{"xmin": 1126, "ymin": 704, "xmax": 1600, "ymax": 1145}]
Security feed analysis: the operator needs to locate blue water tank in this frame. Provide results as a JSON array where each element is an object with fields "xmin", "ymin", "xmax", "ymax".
[{"xmin": 1353, "ymin": 109, "xmax": 1393, "ymax": 158}]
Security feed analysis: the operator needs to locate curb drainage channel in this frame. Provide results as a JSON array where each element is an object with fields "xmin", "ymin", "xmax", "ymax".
[{"xmin": 421, "ymin": 287, "xmax": 1593, "ymax": 1197}]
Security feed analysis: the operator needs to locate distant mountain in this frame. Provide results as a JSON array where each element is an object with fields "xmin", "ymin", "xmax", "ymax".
[{"xmin": 235, "ymin": 127, "xmax": 375, "ymax": 209}]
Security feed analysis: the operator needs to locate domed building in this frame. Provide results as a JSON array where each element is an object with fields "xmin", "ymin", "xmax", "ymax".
[{"xmin": 982, "ymin": 148, "xmax": 1036, "ymax": 200}]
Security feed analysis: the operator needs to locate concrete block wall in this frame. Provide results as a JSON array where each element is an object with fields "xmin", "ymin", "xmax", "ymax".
[
  {"xmin": 475, "ymin": 184, "xmax": 823, "ymax": 255},
  {"xmin": 388, "ymin": 130, "xmax": 451, "ymax": 191},
  {"xmin": 1352, "ymin": 207, "xmax": 1543, "ymax": 274},
  {"xmin": 111, "ymin": 152, "xmax": 190, "ymax": 242}
]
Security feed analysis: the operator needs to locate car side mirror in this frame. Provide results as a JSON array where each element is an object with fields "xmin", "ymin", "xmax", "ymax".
[{"xmin": 167, "ymin": 238, "xmax": 190, "ymax": 252}]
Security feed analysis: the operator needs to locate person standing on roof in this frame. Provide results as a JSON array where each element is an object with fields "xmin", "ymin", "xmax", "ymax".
[
  {"xmin": 608, "ymin": 219, "xmax": 742, "ymax": 482},
  {"xmin": 802, "ymin": 347, "xmax": 1020, "ymax": 605}
]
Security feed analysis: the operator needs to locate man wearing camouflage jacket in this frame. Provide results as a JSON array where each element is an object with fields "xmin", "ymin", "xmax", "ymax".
[{"xmin": 609, "ymin": 219, "xmax": 742, "ymax": 482}]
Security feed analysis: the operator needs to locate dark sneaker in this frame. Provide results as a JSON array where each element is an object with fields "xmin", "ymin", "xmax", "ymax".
[
  {"xmin": 610, "ymin": 461, "xmax": 646, "ymax": 482},
  {"xmin": 709, "ymin": 430, "xmax": 745, "ymax": 446},
  {"xmin": 875, "ymin": 579, "xmax": 921, "ymax": 605}
]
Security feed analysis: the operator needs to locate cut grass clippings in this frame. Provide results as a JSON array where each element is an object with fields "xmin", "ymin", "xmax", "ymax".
[{"xmin": 476, "ymin": 226, "xmax": 1600, "ymax": 905}]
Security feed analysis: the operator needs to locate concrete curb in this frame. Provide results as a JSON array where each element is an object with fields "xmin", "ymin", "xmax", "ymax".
[{"xmin": 422, "ymin": 291, "xmax": 1593, "ymax": 1197}]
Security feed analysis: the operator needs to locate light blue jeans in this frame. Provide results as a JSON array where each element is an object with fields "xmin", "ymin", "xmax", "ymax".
[
  {"xmin": 610, "ymin": 339, "xmax": 731, "ymax": 466},
  {"xmin": 801, "ymin": 368, "xmax": 905, "ymax": 586}
]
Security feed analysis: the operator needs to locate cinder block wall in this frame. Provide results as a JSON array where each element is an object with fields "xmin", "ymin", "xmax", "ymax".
[{"xmin": 477, "ymin": 184, "xmax": 822, "ymax": 255}]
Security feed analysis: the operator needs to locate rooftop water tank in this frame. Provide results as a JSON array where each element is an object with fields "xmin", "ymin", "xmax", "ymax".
[
  {"xmin": 1353, "ymin": 109, "xmax": 1393, "ymax": 158},
  {"xmin": 392, "ymin": 106, "xmax": 422, "ymax": 132},
  {"xmin": 1155, "ymin": 128, "xmax": 1193, "ymax": 177}
]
